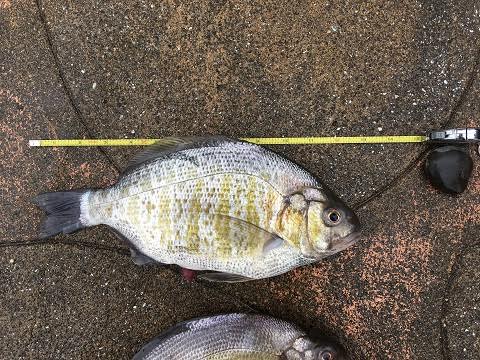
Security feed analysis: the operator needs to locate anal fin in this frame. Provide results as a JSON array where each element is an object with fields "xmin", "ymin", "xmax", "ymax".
[{"xmin": 109, "ymin": 228, "xmax": 157, "ymax": 266}]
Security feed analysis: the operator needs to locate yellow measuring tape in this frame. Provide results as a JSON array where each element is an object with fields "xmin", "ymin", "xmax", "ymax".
[{"xmin": 29, "ymin": 135, "xmax": 427, "ymax": 147}]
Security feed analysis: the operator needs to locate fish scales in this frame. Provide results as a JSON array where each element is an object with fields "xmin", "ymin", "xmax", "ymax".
[
  {"xmin": 135, "ymin": 314, "xmax": 302, "ymax": 359},
  {"xmin": 84, "ymin": 143, "xmax": 318, "ymax": 276},
  {"xmin": 132, "ymin": 313, "xmax": 344, "ymax": 360},
  {"xmin": 36, "ymin": 138, "xmax": 360, "ymax": 280},
  {"xmin": 90, "ymin": 143, "xmax": 318, "ymax": 206},
  {"xmin": 114, "ymin": 176, "xmax": 276, "ymax": 245},
  {"xmin": 107, "ymin": 175, "xmax": 291, "ymax": 274}
]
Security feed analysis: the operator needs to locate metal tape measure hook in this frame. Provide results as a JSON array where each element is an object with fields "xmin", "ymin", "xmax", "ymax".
[{"xmin": 427, "ymin": 128, "xmax": 480, "ymax": 143}]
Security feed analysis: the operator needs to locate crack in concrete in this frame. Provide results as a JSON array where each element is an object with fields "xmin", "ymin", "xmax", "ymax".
[
  {"xmin": 440, "ymin": 232, "xmax": 480, "ymax": 360},
  {"xmin": 0, "ymin": 236, "xmax": 260, "ymax": 316},
  {"xmin": 353, "ymin": 46, "xmax": 480, "ymax": 210},
  {"xmin": 0, "ymin": 237, "xmax": 130, "ymax": 256},
  {"xmin": 35, "ymin": 0, "xmax": 121, "ymax": 175}
]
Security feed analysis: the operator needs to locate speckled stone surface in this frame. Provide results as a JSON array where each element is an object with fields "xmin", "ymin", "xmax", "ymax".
[
  {"xmin": 444, "ymin": 242, "xmax": 480, "ymax": 359},
  {"xmin": 1, "ymin": 1, "xmax": 479, "ymax": 359}
]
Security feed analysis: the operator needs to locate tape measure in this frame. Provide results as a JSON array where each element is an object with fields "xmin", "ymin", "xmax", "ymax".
[
  {"xmin": 29, "ymin": 135, "xmax": 426, "ymax": 147},
  {"xmin": 27, "ymin": 128, "xmax": 479, "ymax": 147}
]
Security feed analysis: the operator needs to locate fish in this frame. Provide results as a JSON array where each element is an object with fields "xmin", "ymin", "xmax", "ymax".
[
  {"xmin": 132, "ymin": 313, "xmax": 345, "ymax": 360},
  {"xmin": 34, "ymin": 137, "xmax": 360, "ymax": 281}
]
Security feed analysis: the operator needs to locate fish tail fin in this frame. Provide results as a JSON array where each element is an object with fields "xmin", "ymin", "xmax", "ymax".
[{"xmin": 33, "ymin": 190, "xmax": 90, "ymax": 239}]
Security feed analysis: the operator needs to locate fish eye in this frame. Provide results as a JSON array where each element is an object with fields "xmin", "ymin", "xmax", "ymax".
[
  {"xmin": 320, "ymin": 351, "xmax": 333, "ymax": 360},
  {"xmin": 324, "ymin": 209, "xmax": 341, "ymax": 226},
  {"xmin": 329, "ymin": 211, "xmax": 340, "ymax": 223}
]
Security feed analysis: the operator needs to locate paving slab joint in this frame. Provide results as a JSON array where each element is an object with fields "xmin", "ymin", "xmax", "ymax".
[{"xmin": 35, "ymin": 0, "xmax": 121, "ymax": 174}]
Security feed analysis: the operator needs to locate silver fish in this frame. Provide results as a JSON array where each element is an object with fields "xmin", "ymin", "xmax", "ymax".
[
  {"xmin": 34, "ymin": 137, "xmax": 360, "ymax": 281},
  {"xmin": 132, "ymin": 313, "xmax": 344, "ymax": 360}
]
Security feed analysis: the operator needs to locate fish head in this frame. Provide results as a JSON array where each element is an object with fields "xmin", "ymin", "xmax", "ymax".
[
  {"xmin": 301, "ymin": 187, "xmax": 360, "ymax": 258},
  {"xmin": 287, "ymin": 336, "xmax": 346, "ymax": 360}
]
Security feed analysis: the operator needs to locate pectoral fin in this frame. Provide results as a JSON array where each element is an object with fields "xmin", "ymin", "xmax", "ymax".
[
  {"xmin": 211, "ymin": 214, "xmax": 285, "ymax": 256},
  {"xmin": 262, "ymin": 236, "xmax": 284, "ymax": 253}
]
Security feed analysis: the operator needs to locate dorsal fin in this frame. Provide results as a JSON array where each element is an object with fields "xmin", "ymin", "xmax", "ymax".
[{"xmin": 122, "ymin": 136, "xmax": 238, "ymax": 175}]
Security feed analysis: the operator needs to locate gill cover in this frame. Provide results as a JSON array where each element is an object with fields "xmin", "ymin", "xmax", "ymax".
[{"xmin": 307, "ymin": 202, "xmax": 329, "ymax": 251}]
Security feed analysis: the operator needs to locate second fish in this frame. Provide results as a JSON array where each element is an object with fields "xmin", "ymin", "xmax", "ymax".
[{"xmin": 34, "ymin": 137, "xmax": 360, "ymax": 282}]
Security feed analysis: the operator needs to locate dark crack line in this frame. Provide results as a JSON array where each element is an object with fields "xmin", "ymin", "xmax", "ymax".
[
  {"xmin": 443, "ymin": 46, "xmax": 480, "ymax": 129},
  {"xmin": 0, "ymin": 237, "xmax": 130, "ymax": 256},
  {"xmin": 353, "ymin": 45, "xmax": 480, "ymax": 210},
  {"xmin": 440, "ymin": 237, "xmax": 480, "ymax": 360},
  {"xmin": 35, "ymin": 0, "xmax": 121, "ymax": 174},
  {"xmin": 0, "ymin": 236, "xmax": 260, "ymax": 312},
  {"xmin": 352, "ymin": 147, "xmax": 429, "ymax": 210}
]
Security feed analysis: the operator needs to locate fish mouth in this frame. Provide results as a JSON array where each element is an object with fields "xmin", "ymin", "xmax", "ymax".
[{"xmin": 328, "ymin": 232, "xmax": 361, "ymax": 253}]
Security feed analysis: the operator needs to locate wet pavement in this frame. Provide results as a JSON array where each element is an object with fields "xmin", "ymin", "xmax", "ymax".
[{"xmin": 1, "ymin": 1, "xmax": 479, "ymax": 359}]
